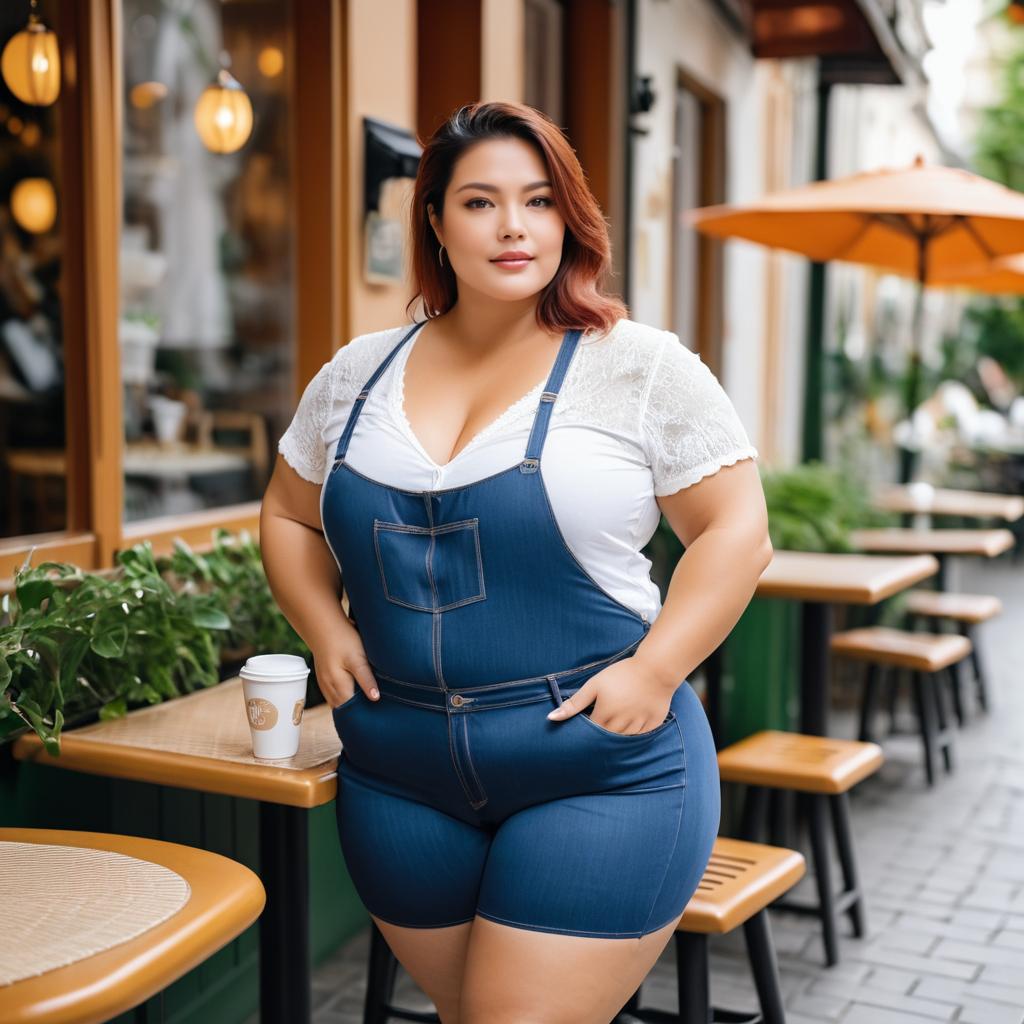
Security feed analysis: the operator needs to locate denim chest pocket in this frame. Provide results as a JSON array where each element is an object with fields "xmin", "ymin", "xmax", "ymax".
[{"xmin": 373, "ymin": 517, "xmax": 486, "ymax": 613}]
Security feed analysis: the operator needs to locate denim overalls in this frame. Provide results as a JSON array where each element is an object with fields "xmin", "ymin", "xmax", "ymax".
[{"xmin": 320, "ymin": 321, "xmax": 720, "ymax": 938}]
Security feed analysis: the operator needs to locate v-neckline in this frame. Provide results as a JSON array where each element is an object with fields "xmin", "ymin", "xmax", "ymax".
[{"xmin": 391, "ymin": 323, "xmax": 565, "ymax": 471}]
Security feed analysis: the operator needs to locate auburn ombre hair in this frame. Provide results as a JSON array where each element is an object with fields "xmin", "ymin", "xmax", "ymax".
[{"xmin": 406, "ymin": 101, "xmax": 628, "ymax": 335}]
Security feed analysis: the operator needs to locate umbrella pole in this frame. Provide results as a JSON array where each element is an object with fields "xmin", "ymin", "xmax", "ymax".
[{"xmin": 899, "ymin": 240, "xmax": 927, "ymax": 484}]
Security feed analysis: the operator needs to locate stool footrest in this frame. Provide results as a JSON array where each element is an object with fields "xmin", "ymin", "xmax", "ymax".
[
  {"xmin": 622, "ymin": 1008, "xmax": 762, "ymax": 1024},
  {"xmin": 773, "ymin": 886, "xmax": 860, "ymax": 916}
]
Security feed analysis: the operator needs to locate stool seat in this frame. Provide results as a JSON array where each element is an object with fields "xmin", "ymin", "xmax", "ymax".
[
  {"xmin": 904, "ymin": 590, "xmax": 1002, "ymax": 624},
  {"xmin": 830, "ymin": 625, "xmax": 971, "ymax": 672},
  {"xmin": 718, "ymin": 730, "xmax": 884, "ymax": 795},
  {"xmin": 678, "ymin": 837, "xmax": 806, "ymax": 935}
]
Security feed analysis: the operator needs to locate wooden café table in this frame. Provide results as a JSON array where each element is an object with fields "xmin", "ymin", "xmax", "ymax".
[
  {"xmin": 12, "ymin": 678, "xmax": 342, "ymax": 1024},
  {"xmin": 872, "ymin": 484, "xmax": 1024, "ymax": 524},
  {"xmin": 850, "ymin": 527, "xmax": 1015, "ymax": 591},
  {"xmin": 0, "ymin": 828, "xmax": 264, "ymax": 1024},
  {"xmin": 705, "ymin": 549, "xmax": 938, "ymax": 742}
]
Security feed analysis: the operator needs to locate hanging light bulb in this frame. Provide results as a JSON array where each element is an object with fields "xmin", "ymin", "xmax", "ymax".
[
  {"xmin": 11, "ymin": 177, "xmax": 57, "ymax": 233},
  {"xmin": 1, "ymin": 0, "xmax": 61, "ymax": 107},
  {"xmin": 194, "ymin": 51, "xmax": 253, "ymax": 154}
]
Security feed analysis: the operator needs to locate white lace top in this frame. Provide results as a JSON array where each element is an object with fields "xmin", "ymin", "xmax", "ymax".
[{"xmin": 277, "ymin": 316, "xmax": 758, "ymax": 622}]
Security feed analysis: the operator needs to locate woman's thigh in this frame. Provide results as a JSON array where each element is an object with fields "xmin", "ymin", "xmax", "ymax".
[
  {"xmin": 459, "ymin": 914, "xmax": 680, "ymax": 1024},
  {"xmin": 372, "ymin": 916, "xmax": 474, "ymax": 1023}
]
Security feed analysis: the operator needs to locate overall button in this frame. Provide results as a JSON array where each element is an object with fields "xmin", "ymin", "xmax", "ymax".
[{"xmin": 450, "ymin": 694, "xmax": 466, "ymax": 707}]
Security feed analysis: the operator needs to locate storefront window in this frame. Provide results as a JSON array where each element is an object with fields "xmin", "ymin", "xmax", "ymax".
[
  {"xmin": 0, "ymin": 2, "xmax": 66, "ymax": 540},
  {"xmin": 120, "ymin": 0, "xmax": 294, "ymax": 522}
]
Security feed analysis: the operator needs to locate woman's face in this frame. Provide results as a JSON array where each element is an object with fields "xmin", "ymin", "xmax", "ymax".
[{"xmin": 427, "ymin": 136, "xmax": 566, "ymax": 304}]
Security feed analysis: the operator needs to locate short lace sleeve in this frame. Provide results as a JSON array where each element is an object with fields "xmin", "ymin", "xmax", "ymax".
[
  {"xmin": 277, "ymin": 359, "xmax": 335, "ymax": 484},
  {"xmin": 641, "ymin": 331, "xmax": 759, "ymax": 496}
]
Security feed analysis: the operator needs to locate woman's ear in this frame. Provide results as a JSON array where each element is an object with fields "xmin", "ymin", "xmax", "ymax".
[{"xmin": 426, "ymin": 203, "xmax": 442, "ymax": 245}]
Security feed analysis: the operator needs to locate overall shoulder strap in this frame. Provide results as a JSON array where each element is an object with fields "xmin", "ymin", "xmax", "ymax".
[
  {"xmin": 521, "ymin": 328, "xmax": 582, "ymax": 472},
  {"xmin": 332, "ymin": 321, "xmax": 427, "ymax": 464}
]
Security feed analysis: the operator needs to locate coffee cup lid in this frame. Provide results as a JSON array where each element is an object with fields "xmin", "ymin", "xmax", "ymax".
[{"xmin": 240, "ymin": 654, "xmax": 310, "ymax": 681}]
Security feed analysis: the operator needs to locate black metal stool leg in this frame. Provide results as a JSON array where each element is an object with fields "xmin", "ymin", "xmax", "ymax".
[
  {"xmin": 965, "ymin": 623, "xmax": 990, "ymax": 712},
  {"xmin": 808, "ymin": 793, "xmax": 839, "ymax": 966},
  {"xmin": 365, "ymin": 923, "xmax": 401, "ymax": 1024},
  {"xmin": 739, "ymin": 785, "xmax": 768, "ymax": 842},
  {"xmin": 674, "ymin": 931, "xmax": 710, "ymax": 1024},
  {"xmin": 742, "ymin": 910, "xmax": 786, "ymax": 1024},
  {"xmin": 934, "ymin": 670, "xmax": 955, "ymax": 775},
  {"xmin": 946, "ymin": 658, "xmax": 966, "ymax": 727},
  {"xmin": 829, "ymin": 791, "xmax": 865, "ymax": 938},
  {"xmin": 911, "ymin": 671, "xmax": 936, "ymax": 786},
  {"xmin": 858, "ymin": 663, "xmax": 881, "ymax": 743}
]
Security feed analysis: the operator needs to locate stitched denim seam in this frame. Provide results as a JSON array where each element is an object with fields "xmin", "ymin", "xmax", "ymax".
[
  {"xmin": 332, "ymin": 690, "xmax": 361, "ymax": 714},
  {"xmin": 373, "ymin": 517, "xmax": 480, "ymax": 537},
  {"xmin": 370, "ymin": 637, "xmax": 645, "ymax": 695},
  {"xmin": 638, "ymin": 717, "xmax": 688, "ymax": 937},
  {"xmin": 380, "ymin": 692, "xmax": 552, "ymax": 712},
  {"xmin": 461, "ymin": 714, "xmax": 488, "ymax": 806},
  {"xmin": 340, "ymin": 457, "xmax": 523, "ymax": 497},
  {"xmin": 474, "ymin": 909, "xmax": 646, "ymax": 939},
  {"xmin": 572, "ymin": 708, "xmax": 678, "ymax": 742},
  {"xmin": 445, "ymin": 713, "xmax": 477, "ymax": 807}
]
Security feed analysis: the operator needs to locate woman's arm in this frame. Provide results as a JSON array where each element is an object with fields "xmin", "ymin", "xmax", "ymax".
[
  {"xmin": 547, "ymin": 458, "xmax": 771, "ymax": 731},
  {"xmin": 259, "ymin": 454, "xmax": 381, "ymax": 708},
  {"xmin": 633, "ymin": 457, "xmax": 772, "ymax": 688}
]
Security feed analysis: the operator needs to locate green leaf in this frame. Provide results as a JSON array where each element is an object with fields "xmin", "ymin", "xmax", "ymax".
[
  {"xmin": 16, "ymin": 579, "xmax": 55, "ymax": 612},
  {"xmin": 90, "ymin": 625, "xmax": 128, "ymax": 658},
  {"xmin": 98, "ymin": 697, "xmax": 127, "ymax": 720},
  {"xmin": 190, "ymin": 606, "xmax": 231, "ymax": 630}
]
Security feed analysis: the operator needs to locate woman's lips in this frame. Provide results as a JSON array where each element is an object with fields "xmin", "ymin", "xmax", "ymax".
[{"xmin": 491, "ymin": 257, "xmax": 533, "ymax": 269}]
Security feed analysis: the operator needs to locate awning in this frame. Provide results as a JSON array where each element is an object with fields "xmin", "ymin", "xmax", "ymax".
[{"xmin": 718, "ymin": 0, "xmax": 927, "ymax": 85}]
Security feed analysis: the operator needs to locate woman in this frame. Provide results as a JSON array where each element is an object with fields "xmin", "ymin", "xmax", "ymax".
[{"xmin": 261, "ymin": 101, "xmax": 772, "ymax": 1024}]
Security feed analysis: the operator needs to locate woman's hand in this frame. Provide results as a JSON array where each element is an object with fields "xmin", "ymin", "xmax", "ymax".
[
  {"xmin": 546, "ymin": 656, "xmax": 677, "ymax": 735},
  {"xmin": 311, "ymin": 623, "xmax": 381, "ymax": 709}
]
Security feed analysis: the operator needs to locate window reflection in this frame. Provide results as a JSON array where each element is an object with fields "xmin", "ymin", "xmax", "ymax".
[
  {"xmin": 0, "ymin": 2, "xmax": 65, "ymax": 539},
  {"xmin": 121, "ymin": 0, "xmax": 293, "ymax": 522}
]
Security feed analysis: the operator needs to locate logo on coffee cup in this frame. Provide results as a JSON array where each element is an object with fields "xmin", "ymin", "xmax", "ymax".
[
  {"xmin": 247, "ymin": 697, "xmax": 278, "ymax": 731},
  {"xmin": 292, "ymin": 698, "xmax": 305, "ymax": 725}
]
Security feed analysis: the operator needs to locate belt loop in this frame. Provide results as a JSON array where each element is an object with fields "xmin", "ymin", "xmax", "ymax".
[{"xmin": 546, "ymin": 674, "xmax": 562, "ymax": 707}]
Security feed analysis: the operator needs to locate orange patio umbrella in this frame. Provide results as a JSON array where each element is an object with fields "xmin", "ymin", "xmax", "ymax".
[
  {"xmin": 688, "ymin": 156, "xmax": 1024, "ymax": 479},
  {"xmin": 688, "ymin": 156, "xmax": 1024, "ymax": 283},
  {"xmin": 932, "ymin": 253, "xmax": 1024, "ymax": 295}
]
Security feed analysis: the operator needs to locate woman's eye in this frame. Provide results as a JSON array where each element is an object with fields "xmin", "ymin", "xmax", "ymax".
[{"xmin": 465, "ymin": 196, "xmax": 555, "ymax": 209}]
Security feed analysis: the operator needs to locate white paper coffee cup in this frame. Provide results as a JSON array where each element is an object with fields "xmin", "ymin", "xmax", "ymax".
[{"xmin": 239, "ymin": 654, "xmax": 310, "ymax": 760}]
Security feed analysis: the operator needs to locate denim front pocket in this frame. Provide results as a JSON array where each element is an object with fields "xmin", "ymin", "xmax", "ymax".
[{"xmin": 373, "ymin": 518, "xmax": 486, "ymax": 613}]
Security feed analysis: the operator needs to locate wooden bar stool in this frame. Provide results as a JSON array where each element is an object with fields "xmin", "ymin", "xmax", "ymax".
[
  {"xmin": 903, "ymin": 589, "xmax": 1002, "ymax": 721},
  {"xmin": 621, "ymin": 837, "xmax": 805, "ymax": 1024},
  {"xmin": 362, "ymin": 838, "xmax": 805, "ymax": 1024},
  {"xmin": 716, "ymin": 731, "xmax": 883, "ymax": 967},
  {"xmin": 830, "ymin": 626, "xmax": 969, "ymax": 786}
]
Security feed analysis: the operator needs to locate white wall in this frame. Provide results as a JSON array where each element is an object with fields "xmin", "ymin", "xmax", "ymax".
[{"xmin": 631, "ymin": 0, "xmax": 816, "ymax": 468}]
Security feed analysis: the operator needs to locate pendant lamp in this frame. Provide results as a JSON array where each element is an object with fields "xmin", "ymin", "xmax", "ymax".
[
  {"xmin": 194, "ymin": 51, "xmax": 253, "ymax": 155},
  {"xmin": 1, "ymin": 0, "xmax": 61, "ymax": 107}
]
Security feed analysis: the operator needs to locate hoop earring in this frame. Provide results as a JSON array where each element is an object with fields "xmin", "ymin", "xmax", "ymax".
[{"xmin": 438, "ymin": 244, "xmax": 447, "ymax": 268}]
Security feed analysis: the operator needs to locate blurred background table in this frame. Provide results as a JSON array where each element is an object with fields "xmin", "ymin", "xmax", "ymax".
[
  {"xmin": 718, "ymin": 550, "xmax": 939, "ymax": 739},
  {"xmin": 850, "ymin": 527, "xmax": 1015, "ymax": 590},
  {"xmin": 872, "ymin": 484, "xmax": 1024, "ymax": 523}
]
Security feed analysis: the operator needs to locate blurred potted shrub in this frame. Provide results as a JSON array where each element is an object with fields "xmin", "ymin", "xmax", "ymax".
[
  {"xmin": 644, "ymin": 459, "xmax": 901, "ymax": 751},
  {"xmin": 1, "ymin": 529, "xmax": 309, "ymax": 756}
]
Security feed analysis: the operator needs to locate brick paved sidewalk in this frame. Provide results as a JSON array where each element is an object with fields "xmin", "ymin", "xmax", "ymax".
[{"xmin": 299, "ymin": 556, "xmax": 1024, "ymax": 1024}]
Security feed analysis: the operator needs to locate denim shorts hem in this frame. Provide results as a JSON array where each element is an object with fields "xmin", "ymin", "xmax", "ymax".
[
  {"xmin": 473, "ymin": 909, "xmax": 649, "ymax": 940},
  {"xmin": 368, "ymin": 909, "xmax": 477, "ymax": 930}
]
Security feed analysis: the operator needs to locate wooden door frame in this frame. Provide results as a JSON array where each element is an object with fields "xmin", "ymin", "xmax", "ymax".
[{"xmin": 2, "ymin": 0, "xmax": 351, "ymax": 585}]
